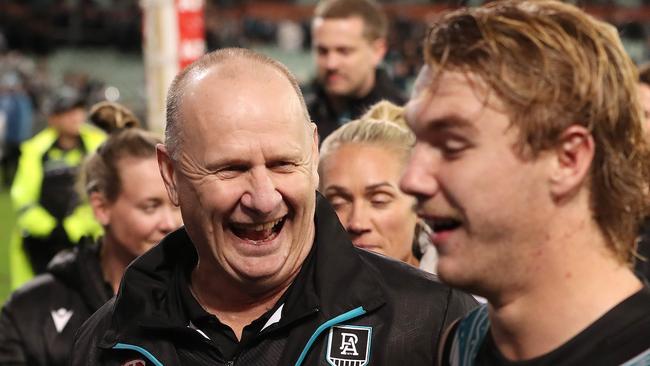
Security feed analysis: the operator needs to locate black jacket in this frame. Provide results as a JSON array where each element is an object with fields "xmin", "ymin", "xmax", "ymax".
[
  {"xmin": 0, "ymin": 240, "xmax": 112, "ymax": 366},
  {"xmin": 72, "ymin": 195, "xmax": 477, "ymax": 365},
  {"xmin": 305, "ymin": 69, "xmax": 407, "ymax": 142}
]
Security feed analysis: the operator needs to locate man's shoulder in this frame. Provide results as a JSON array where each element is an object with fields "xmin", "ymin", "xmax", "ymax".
[
  {"xmin": 589, "ymin": 286, "xmax": 650, "ymax": 362},
  {"xmin": 455, "ymin": 288, "xmax": 650, "ymax": 366},
  {"xmin": 70, "ymin": 298, "xmax": 121, "ymax": 366},
  {"xmin": 586, "ymin": 286, "xmax": 650, "ymax": 343},
  {"xmin": 356, "ymin": 248, "xmax": 477, "ymax": 310},
  {"xmin": 73, "ymin": 297, "xmax": 115, "ymax": 348},
  {"xmin": 357, "ymin": 248, "xmax": 439, "ymax": 286},
  {"xmin": 340, "ymin": 249, "xmax": 477, "ymax": 364}
]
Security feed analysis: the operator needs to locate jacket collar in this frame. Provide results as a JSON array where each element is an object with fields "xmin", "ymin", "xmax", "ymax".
[
  {"xmin": 308, "ymin": 192, "xmax": 386, "ymax": 316},
  {"xmin": 100, "ymin": 192, "xmax": 386, "ymax": 346}
]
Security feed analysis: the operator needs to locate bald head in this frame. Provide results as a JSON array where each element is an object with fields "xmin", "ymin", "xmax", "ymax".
[{"xmin": 165, "ymin": 48, "xmax": 311, "ymax": 160}]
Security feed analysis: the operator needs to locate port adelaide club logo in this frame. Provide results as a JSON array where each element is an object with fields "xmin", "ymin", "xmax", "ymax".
[{"xmin": 326, "ymin": 325, "xmax": 372, "ymax": 366}]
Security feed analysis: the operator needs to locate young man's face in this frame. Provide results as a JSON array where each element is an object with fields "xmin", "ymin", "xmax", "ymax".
[
  {"xmin": 400, "ymin": 68, "xmax": 554, "ymax": 294},
  {"xmin": 312, "ymin": 16, "xmax": 385, "ymax": 99}
]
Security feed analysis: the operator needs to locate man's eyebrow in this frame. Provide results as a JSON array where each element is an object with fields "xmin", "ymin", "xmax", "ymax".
[
  {"xmin": 204, "ymin": 158, "xmax": 248, "ymax": 171},
  {"xmin": 425, "ymin": 115, "xmax": 479, "ymax": 135}
]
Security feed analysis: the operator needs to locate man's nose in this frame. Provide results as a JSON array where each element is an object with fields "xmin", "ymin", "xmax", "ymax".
[
  {"xmin": 324, "ymin": 52, "xmax": 341, "ymax": 70},
  {"xmin": 241, "ymin": 167, "xmax": 283, "ymax": 216},
  {"xmin": 400, "ymin": 144, "xmax": 440, "ymax": 204}
]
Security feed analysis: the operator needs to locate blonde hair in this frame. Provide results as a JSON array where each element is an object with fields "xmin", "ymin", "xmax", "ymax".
[
  {"xmin": 423, "ymin": 0, "xmax": 650, "ymax": 264},
  {"xmin": 319, "ymin": 100, "xmax": 414, "ymax": 173}
]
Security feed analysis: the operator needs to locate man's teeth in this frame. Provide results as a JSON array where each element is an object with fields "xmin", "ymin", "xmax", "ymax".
[{"xmin": 233, "ymin": 218, "xmax": 282, "ymax": 232}]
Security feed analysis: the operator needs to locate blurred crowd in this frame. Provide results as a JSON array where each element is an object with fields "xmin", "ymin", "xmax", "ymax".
[
  {"xmin": 0, "ymin": 1, "xmax": 431, "ymax": 189},
  {"xmin": 0, "ymin": 1, "xmax": 141, "ymax": 55},
  {"xmin": 0, "ymin": 49, "xmax": 113, "ymax": 188}
]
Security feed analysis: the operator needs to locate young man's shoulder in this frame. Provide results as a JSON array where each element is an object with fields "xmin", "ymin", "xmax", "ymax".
[{"xmin": 445, "ymin": 287, "xmax": 650, "ymax": 366}]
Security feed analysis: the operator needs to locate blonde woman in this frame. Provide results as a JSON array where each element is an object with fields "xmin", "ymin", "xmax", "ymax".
[{"xmin": 319, "ymin": 100, "xmax": 437, "ymax": 273}]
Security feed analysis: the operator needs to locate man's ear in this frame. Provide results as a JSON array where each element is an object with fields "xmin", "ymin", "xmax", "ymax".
[
  {"xmin": 371, "ymin": 38, "xmax": 387, "ymax": 67},
  {"xmin": 311, "ymin": 123, "xmax": 320, "ymax": 188},
  {"xmin": 549, "ymin": 125, "xmax": 594, "ymax": 200},
  {"xmin": 157, "ymin": 144, "xmax": 180, "ymax": 206},
  {"xmin": 89, "ymin": 191, "xmax": 110, "ymax": 226}
]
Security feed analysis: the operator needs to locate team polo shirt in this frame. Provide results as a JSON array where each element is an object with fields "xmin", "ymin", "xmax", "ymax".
[{"xmin": 177, "ymin": 249, "xmax": 315, "ymax": 362}]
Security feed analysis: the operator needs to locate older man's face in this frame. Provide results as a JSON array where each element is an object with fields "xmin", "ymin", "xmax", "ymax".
[{"xmin": 164, "ymin": 64, "xmax": 319, "ymax": 287}]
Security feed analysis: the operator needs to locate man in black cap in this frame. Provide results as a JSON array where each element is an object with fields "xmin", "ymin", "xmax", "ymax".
[{"xmin": 9, "ymin": 86, "xmax": 106, "ymax": 288}]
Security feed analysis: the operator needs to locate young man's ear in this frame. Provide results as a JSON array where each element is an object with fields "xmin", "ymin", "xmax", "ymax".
[
  {"xmin": 549, "ymin": 125, "xmax": 594, "ymax": 201},
  {"xmin": 157, "ymin": 144, "xmax": 180, "ymax": 206},
  {"xmin": 371, "ymin": 38, "xmax": 387, "ymax": 68},
  {"xmin": 89, "ymin": 191, "xmax": 110, "ymax": 226}
]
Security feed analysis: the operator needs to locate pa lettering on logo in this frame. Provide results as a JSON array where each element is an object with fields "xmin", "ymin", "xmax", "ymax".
[
  {"xmin": 122, "ymin": 359, "xmax": 146, "ymax": 366},
  {"xmin": 326, "ymin": 325, "xmax": 372, "ymax": 366}
]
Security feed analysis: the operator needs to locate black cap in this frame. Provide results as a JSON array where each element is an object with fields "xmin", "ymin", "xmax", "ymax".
[{"xmin": 48, "ymin": 86, "xmax": 86, "ymax": 115}]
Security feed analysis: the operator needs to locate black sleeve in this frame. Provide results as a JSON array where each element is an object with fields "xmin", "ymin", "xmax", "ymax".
[{"xmin": 0, "ymin": 303, "xmax": 28, "ymax": 365}]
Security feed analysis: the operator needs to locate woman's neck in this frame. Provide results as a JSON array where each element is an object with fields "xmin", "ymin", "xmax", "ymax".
[{"xmin": 100, "ymin": 237, "xmax": 134, "ymax": 294}]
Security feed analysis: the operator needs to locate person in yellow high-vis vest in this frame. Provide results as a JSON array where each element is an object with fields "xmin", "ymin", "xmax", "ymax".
[{"xmin": 9, "ymin": 87, "xmax": 105, "ymax": 289}]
